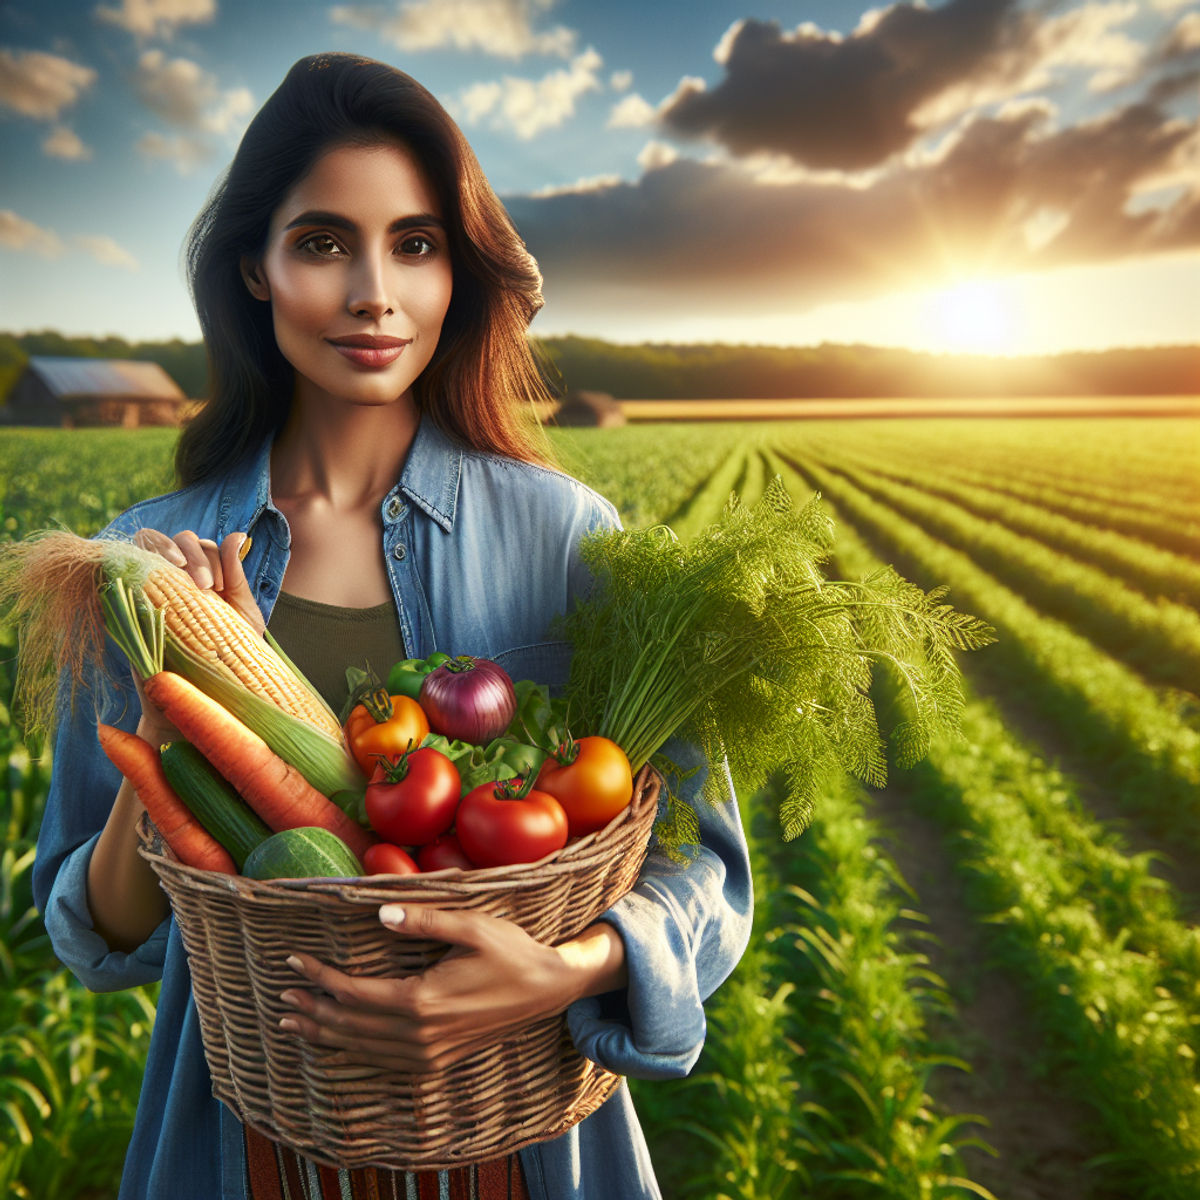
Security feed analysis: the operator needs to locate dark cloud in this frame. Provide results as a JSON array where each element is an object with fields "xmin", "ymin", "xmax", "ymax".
[
  {"xmin": 659, "ymin": 0, "xmax": 1040, "ymax": 170},
  {"xmin": 1147, "ymin": 69, "xmax": 1200, "ymax": 106},
  {"xmin": 507, "ymin": 102, "xmax": 1199, "ymax": 316}
]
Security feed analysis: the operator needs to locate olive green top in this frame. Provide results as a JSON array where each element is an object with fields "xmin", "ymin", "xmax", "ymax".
[{"xmin": 267, "ymin": 591, "xmax": 406, "ymax": 718}]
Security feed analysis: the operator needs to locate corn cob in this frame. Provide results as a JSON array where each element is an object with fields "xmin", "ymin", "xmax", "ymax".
[
  {"xmin": 141, "ymin": 566, "xmax": 341, "ymax": 740},
  {"xmin": 0, "ymin": 530, "xmax": 364, "ymax": 805}
]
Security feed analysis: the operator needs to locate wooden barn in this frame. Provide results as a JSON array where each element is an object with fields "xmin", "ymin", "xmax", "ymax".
[
  {"xmin": 0, "ymin": 357, "xmax": 189, "ymax": 428},
  {"xmin": 553, "ymin": 389, "xmax": 626, "ymax": 428}
]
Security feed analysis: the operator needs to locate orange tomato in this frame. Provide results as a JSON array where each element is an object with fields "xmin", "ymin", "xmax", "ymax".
[
  {"xmin": 536, "ymin": 735, "xmax": 633, "ymax": 837},
  {"xmin": 345, "ymin": 690, "xmax": 430, "ymax": 777}
]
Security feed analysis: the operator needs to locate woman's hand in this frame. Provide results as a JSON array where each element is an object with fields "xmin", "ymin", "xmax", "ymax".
[
  {"xmin": 278, "ymin": 906, "xmax": 628, "ymax": 1073},
  {"xmin": 134, "ymin": 528, "xmax": 266, "ymax": 637}
]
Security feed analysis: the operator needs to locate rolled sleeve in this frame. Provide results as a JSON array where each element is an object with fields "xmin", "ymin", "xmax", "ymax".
[
  {"xmin": 566, "ymin": 742, "xmax": 753, "ymax": 1080},
  {"xmin": 43, "ymin": 833, "xmax": 170, "ymax": 992}
]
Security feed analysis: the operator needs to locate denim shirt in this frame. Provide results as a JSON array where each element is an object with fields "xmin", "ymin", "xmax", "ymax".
[{"xmin": 32, "ymin": 417, "xmax": 753, "ymax": 1200}]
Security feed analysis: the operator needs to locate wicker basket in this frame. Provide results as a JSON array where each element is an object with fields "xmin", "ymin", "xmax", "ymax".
[{"xmin": 136, "ymin": 764, "xmax": 661, "ymax": 1171}]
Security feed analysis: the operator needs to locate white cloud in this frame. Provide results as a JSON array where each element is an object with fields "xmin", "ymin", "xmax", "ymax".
[
  {"xmin": 132, "ymin": 51, "xmax": 251, "ymax": 169},
  {"xmin": 0, "ymin": 210, "xmax": 65, "ymax": 257},
  {"xmin": 76, "ymin": 234, "xmax": 140, "ymax": 270},
  {"xmin": 0, "ymin": 49, "xmax": 95, "ymax": 120},
  {"xmin": 1152, "ymin": 0, "xmax": 1198, "ymax": 11},
  {"xmin": 460, "ymin": 80, "xmax": 503, "ymax": 123},
  {"xmin": 531, "ymin": 172, "xmax": 623, "ymax": 197},
  {"xmin": 458, "ymin": 48, "xmax": 602, "ymax": 139},
  {"xmin": 330, "ymin": 0, "xmax": 575, "ymax": 59},
  {"xmin": 42, "ymin": 125, "xmax": 92, "ymax": 160},
  {"xmin": 136, "ymin": 130, "xmax": 212, "ymax": 172},
  {"xmin": 134, "ymin": 50, "xmax": 250, "ymax": 132},
  {"xmin": 636, "ymin": 140, "xmax": 678, "ymax": 171},
  {"xmin": 1166, "ymin": 10, "xmax": 1200, "ymax": 52},
  {"xmin": 607, "ymin": 92, "xmax": 656, "ymax": 129},
  {"xmin": 96, "ymin": 0, "xmax": 216, "ymax": 40},
  {"xmin": 609, "ymin": 69, "xmax": 632, "ymax": 92}
]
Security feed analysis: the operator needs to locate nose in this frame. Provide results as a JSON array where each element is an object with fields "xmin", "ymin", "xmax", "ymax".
[{"xmin": 346, "ymin": 248, "xmax": 394, "ymax": 321}]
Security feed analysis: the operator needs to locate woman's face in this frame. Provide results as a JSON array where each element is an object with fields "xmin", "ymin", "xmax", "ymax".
[{"xmin": 243, "ymin": 140, "xmax": 454, "ymax": 407}]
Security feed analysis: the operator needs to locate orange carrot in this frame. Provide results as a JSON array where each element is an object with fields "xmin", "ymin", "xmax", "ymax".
[
  {"xmin": 142, "ymin": 671, "xmax": 375, "ymax": 859},
  {"xmin": 97, "ymin": 722, "xmax": 237, "ymax": 875}
]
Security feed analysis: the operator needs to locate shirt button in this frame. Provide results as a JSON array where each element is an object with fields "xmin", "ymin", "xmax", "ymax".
[
  {"xmin": 385, "ymin": 496, "xmax": 403, "ymax": 521},
  {"xmin": 392, "ymin": 543, "xmax": 406, "ymax": 561}
]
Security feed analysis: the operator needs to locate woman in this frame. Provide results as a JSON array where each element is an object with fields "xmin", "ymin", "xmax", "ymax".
[{"xmin": 33, "ymin": 54, "xmax": 751, "ymax": 1200}]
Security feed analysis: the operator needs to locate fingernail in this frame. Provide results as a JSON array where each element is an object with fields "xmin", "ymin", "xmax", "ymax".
[
  {"xmin": 280, "ymin": 990, "xmax": 299, "ymax": 1006},
  {"xmin": 279, "ymin": 1018, "xmax": 299, "ymax": 1033},
  {"xmin": 286, "ymin": 955, "xmax": 304, "ymax": 972},
  {"xmin": 197, "ymin": 569, "xmax": 213, "ymax": 590},
  {"xmin": 238, "ymin": 534, "xmax": 252, "ymax": 562},
  {"xmin": 379, "ymin": 905, "xmax": 405, "ymax": 927}
]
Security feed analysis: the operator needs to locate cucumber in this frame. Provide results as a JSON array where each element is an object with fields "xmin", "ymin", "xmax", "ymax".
[
  {"xmin": 160, "ymin": 741, "xmax": 270, "ymax": 871},
  {"xmin": 242, "ymin": 827, "xmax": 363, "ymax": 881}
]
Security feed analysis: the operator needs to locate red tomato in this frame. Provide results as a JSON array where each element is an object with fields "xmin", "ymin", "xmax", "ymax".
[
  {"xmin": 456, "ymin": 780, "xmax": 568, "ymax": 868},
  {"xmin": 536, "ymin": 736, "xmax": 633, "ymax": 837},
  {"xmin": 417, "ymin": 833, "xmax": 474, "ymax": 873},
  {"xmin": 362, "ymin": 843, "xmax": 420, "ymax": 876},
  {"xmin": 365, "ymin": 748, "xmax": 461, "ymax": 846}
]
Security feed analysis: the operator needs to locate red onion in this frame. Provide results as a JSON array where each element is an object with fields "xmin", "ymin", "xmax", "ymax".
[{"xmin": 418, "ymin": 655, "xmax": 517, "ymax": 744}]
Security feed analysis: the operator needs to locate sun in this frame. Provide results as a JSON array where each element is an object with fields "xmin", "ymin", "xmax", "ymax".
[{"xmin": 925, "ymin": 279, "xmax": 1018, "ymax": 354}]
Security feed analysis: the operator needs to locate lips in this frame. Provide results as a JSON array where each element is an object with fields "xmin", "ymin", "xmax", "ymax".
[{"xmin": 326, "ymin": 334, "xmax": 413, "ymax": 369}]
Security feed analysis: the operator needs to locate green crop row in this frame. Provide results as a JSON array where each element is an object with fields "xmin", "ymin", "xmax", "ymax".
[
  {"xmin": 827, "ymin": 421, "xmax": 1200, "ymax": 551},
  {"xmin": 840, "ymin": 419, "xmax": 1199, "ymax": 514},
  {"xmin": 637, "ymin": 771, "xmax": 995, "ymax": 1200},
  {"xmin": 929, "ymin": 465, "xmax": 1198, "ymax": 562},
  {"xmin": 913, "ymin": 702, "xmax": 1200, "ymax": 1195},
  {"xmin": 797, "ymin": 448, "xmax": 1200, "ymax": 695},
  {"xmin": 826, "ymin": 444, "xmax": 1200, "ymax": 609},
  {"xmin": 803, "ymin": 496, "xmax": 1200, "ymax": 1195},
  {"xmin": 549, "ymin": 425, "xmax": 736, "ymax": 531},
  {"xmin": 780, "ymin": 455, "xmax": 1200, "ymax": 850}
]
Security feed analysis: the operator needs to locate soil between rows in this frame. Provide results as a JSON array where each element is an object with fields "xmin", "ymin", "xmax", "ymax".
[
  {"xmin": 966, "ymin": 664, "xmax": 1200, "ymax": 921},
  {"xmin": 867, "ymin": 785, "xmax": 1123, "ymax": 1200}
]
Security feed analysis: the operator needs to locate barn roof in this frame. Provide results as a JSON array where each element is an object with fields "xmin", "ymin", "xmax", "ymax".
[{"xmin": 26, "ymin": 357, "xmax": 185, "ymax": 402}]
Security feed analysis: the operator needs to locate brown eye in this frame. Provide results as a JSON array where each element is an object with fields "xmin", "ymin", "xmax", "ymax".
[
  {"xmin": 399, "ymin": 235, "xmax": 435, "ymax": 257},
  {"xmin": 299, "ymin": 234, "xmax": 343, "ymax": 257}
]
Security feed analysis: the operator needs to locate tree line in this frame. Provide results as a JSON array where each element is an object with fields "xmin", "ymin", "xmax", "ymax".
[{"xmin": 2, "ymin": 330, "xmax": 1196, "ymax": 405}]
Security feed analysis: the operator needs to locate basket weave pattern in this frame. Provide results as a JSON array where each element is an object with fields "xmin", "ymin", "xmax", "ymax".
[{"xmin": 137, "ymin": 766, "xmax": 661, "ymax": 1170}]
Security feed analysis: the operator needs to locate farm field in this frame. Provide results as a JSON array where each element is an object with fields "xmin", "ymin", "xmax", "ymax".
[{"xmin": 2, "ymin": 416, "xmax": 1199, "ymax": 1199}]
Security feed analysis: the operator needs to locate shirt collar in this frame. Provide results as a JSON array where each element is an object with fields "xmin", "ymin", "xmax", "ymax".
[
  {"xmin": 216, "ymin": 414, "xmax": 463, "ymax": 539},
  {"xmin": 397, "ymin": 417, "xmax": 462, "ymax": 533}
]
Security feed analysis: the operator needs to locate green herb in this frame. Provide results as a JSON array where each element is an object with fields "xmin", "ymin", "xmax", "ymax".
[{"xmin": 558, "ymin": 477, "xmax": 994, "ymax": 838}]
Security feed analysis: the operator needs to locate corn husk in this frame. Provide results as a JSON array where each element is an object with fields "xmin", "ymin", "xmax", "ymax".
[{"xmin": 0, "ymin": 531, "xmax": 363, "ymax": 802}]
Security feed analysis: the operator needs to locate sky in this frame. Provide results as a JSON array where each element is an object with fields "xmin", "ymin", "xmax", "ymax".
[{"xmin": 0, "ymin": 0, "xmax": 1198, "ymax": 356}]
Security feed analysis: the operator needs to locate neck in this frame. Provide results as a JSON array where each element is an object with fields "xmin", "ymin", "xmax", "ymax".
[{"xmin": 270, "ymin": 380, "xmax": 420, "ymax": 511}]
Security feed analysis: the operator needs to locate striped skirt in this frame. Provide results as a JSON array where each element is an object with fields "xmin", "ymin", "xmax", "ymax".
[{"xmin": 243, "ymin": 1125, "xmax": 529, "ymax": 1200}]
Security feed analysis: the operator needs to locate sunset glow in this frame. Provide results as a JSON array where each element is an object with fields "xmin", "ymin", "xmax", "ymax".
[{"xmin": 926, "ymin": 281, "xmax": 1017, "ymax": 355}]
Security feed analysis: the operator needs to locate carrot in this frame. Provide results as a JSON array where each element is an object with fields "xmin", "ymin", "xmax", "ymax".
[
  {"xmin": 97, "ymin": 722, "xmax": 237, "ymax": 875},
  {"xmin": 142, "ymin": 671, "xmax": 376, "ymax": 859}
]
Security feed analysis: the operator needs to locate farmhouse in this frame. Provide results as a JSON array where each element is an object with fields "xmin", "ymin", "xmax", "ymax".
[{"xmin": 0, "ymin": 357, "xmax": 190, "ymax": 428}]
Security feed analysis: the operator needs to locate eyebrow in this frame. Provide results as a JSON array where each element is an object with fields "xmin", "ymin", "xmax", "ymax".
[{"xmin": 282, "ymin": 210, "xmax": 446, "ymax": 234}]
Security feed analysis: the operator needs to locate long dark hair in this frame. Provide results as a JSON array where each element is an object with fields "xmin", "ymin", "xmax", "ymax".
[{"xmin": 177, "ymin": 53, "xmax": 551, "ymax": 487}]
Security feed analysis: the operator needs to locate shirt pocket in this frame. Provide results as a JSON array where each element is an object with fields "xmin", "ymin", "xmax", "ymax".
[{"xmin": 490, "ymin": 640, "xmax": 573, "ymax": 695}]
